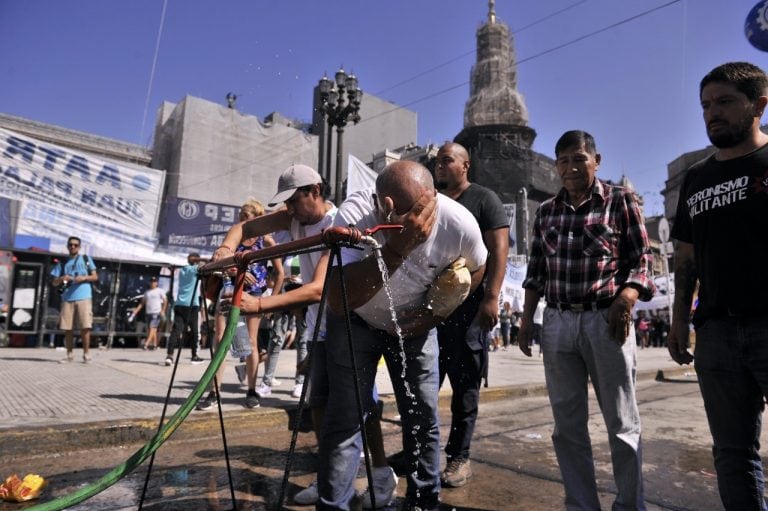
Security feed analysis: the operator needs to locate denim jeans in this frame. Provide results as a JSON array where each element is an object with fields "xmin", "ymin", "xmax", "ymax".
[
  {"xmin": 695, "ymin": 316, "xmax": 768, "ymax": 511},
  {"xmin": 317, "ymin": 313, "xmax": 440, "ymax": 511},
  {"xmin": 541, "ymin": 307, "xmax": 645, "ymax": 511},
  {"xmin": 262, "ymin": 316, "xmax": 307, "ymax": 386},
  {"xmin": 437, "ymin": 317, "xmax": 488, "ymax": 461}
]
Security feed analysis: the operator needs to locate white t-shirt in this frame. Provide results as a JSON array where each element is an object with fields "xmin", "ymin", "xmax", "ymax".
[
  {"xmin": 290, "ymin": 202, "xmax": 337, "ymax": 338},
  {"xmin": 144, "ymin": 287, "xmax": 166, "ymax": 315},
  {"xmin": 333, "ymin": 190, "xmax": 486, "ymax": 331}
]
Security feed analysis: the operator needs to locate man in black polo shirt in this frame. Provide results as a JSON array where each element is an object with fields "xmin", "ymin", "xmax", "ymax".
[{"xmin": 433, "ymin": 142, "xmax": 509, "ymax": 488}]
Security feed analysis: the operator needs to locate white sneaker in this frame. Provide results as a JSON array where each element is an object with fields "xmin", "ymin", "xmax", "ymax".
[
  {"xmin": 164, "ymin": 357, "xmax": 173, "ymax": 366},
  {"xmin": 291, "ymin": 383, "xmax": 303, "ymax": 398},
  {"xmin": 293, "ymin": 480, "xmax": 318, "ymax": 505},
  {"xmin": 255, "ymin": 383, "xmax": 271, "ymax": 398},
  {"xmin": 359, "ymin": 466, "xmax": 397, "ymax": 509}
]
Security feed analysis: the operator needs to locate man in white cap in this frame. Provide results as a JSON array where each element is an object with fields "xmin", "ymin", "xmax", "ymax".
[{"xmin": 214, "ymin": 164, "xmax": 396, "ymax": 507}]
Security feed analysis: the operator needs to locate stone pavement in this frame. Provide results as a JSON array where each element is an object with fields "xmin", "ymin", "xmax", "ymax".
[{"xmin": 0, "ymin": 343, "xmax": 691, "ymax": 455}]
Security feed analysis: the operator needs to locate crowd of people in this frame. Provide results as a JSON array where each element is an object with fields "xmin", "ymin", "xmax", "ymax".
[{"xmin": 47, "ymin": 61, "xmax": 767, "ymax": 511}]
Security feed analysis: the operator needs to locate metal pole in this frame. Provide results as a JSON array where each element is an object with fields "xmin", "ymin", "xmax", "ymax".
[
  {"xmin": 519, "ymin": 187, "xmax": 529, "ymax": 255},
  {"xmin": 326, "ymin": 119, "xmax": 334, "ymax": 185},
  {"xmin": 661, "ymin": 242, "xmax": 674, "ymax": 322},
  {"xmin": 335, "ymin": 125, "xmax": 345, "ymax": 205}
]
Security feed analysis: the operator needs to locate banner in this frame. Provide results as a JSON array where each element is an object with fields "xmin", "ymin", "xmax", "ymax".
[
  {"xmin": 158, "ymin": 196, "xmax": 241, "ymax": 251},
  {"xmin": 347, "ymin": 154, "xmax": 378, "ymax": 196},
  {"xmin": 13, "ymin": 200, "xmax": 171, "ymax": 262},
  {"xmin": 0, "ymin": 127, "xmax": 164, "ymax": 236},
  {"xmin": 502, "ymin": 203, "xmax": 516, "ymax": 249},
  {"xmin": 0, "ymin": 197, "xmax": 11, "ymax": 247},
  {"xmin": 502, "ymin": 259, "xmax": 527, "ymax": 312}
]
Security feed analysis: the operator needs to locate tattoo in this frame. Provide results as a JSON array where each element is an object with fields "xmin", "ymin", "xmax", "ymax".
[{"xmin": 673, "ymin": 258, "xmax": 697, "ymax": 320}]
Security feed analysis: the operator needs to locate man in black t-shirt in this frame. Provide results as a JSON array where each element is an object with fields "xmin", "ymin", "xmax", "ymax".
[
  {"xmin": 670, "ymin": 61, "xmax": 768, "ymax": 511},
  {"xmin": 433, "ymin": 142, "xmax": 509, "ymax": 488}
]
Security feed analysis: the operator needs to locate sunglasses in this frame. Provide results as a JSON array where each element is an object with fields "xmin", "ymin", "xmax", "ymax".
[{"xmin": 68, "ymin": 243, "xmax": 80, "ymax": 247}]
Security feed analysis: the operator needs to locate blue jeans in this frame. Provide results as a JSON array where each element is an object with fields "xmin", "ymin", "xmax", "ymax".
[
  {"xmin": 262, "ymin": 316, "xmax": 308, "ymax": 386},
  {"xmin": 318, "ymin": 313, "xmax": 440, "ymax": 511},
  {"xmin": 541, "ymin": 308, "xmax": 645, "ymax": 511},
  {"xmin": 695, "ymin": 316, "xmax": 768, "ymax": 511}
]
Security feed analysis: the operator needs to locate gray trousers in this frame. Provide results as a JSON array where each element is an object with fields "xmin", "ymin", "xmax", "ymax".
[{"xmin": 541, "ymin": 307, "xmax": 645, "ymax": 511}]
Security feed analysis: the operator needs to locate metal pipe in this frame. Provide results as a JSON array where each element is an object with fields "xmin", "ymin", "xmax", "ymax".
[{"xmin": 200, "ymin": 224, "xmax": 398, "ymax": 274}]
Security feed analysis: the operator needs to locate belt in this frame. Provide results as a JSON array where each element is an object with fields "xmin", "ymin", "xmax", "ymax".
[{"xmin": 546, "ymin": 298, "xmax": 614, "ymax": 312}]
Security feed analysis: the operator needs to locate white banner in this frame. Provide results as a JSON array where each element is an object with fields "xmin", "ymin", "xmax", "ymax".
[
  {"xmin": 0, "ymin": 127, "xmax": 165, "ymax": 236},
  {"xmin": 502, "ymin": 203, "xmax": 516, "ymax": 249},
  {"xmin": 13, "ymin": 200, "xmax": 180, "ymax": 262},
  {"xmin": 347, "ymin": 154, "xmax": 378, "ymax": 196},
  {"xmin": 502, "ymin": 259, "xmax": 527, "ymax": 312}
]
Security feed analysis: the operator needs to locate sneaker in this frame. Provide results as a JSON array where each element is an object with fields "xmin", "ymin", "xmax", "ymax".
[
  {"xmin": 234, "ymin": 364, "xmax": 247, "ymax": 384},
  {"xmin": 441, "ymin": 458, "xmax": 471, "ymax": 487},
  {"xmin": 245, "ymin": 390, "xmax": 260, "ymax": 409},
  {"xmin": 291, "ymin": 383, "xmax": 303, "ymax": 398},
  {"xmin": 59, "ymin": 354, "xmax": 74, "ymax": 364},
  {"xmin": 164, "ymin": 357, "xmax": 173, "ymax": 366},
  {"xmin": 83, "ymin": 354, "xmax": 92, "ymax": 363},
  {"xmin": 190, "ymin": 355, "xmax": 205, "ymax": 365},
  {"xmin": 293, "ymin": 480, "xmax": 318, "ymax": 505},
  {"xmin": 255, "ymin": 383, "xmax": 272, "ymax": 398},
  {"xmin": 196, "ymin": 391, "xmax": 216, "ymax": 411},
  {"xmin": 359, "ymin": 466, "xmax": 397, "ymax": 509}
]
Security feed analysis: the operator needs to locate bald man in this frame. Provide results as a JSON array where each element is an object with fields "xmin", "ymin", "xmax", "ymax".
[
  {"xmin": 319, "ymin": 161, "xmax": 487, "ymax": 511},
  {"xmin": 434, "ymin": 142, "xmax": 510, "ymax": 488}
]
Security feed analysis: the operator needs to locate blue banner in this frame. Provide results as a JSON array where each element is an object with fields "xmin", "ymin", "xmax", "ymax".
[
  {"xmin": 0, "ymin": 197, "xmax": 11, "ymax": 247},
  {"xmin": 158, "ymin": 196, "xmax": 241, "ymax": 251}
]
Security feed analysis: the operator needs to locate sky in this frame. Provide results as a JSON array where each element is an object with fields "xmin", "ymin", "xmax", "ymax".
[{"xmin": 1, "ymin": 0, "xmax": 766, "ymax": 217}]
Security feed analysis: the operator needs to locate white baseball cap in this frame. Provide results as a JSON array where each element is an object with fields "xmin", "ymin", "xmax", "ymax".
[{"xmin": 268, "ymin": 164, "xmax": 322, "ymax": 206}]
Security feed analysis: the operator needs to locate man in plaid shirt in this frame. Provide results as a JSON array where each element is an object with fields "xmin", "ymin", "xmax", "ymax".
[{"xmin": 518, "ymin": 130, "xmax": 655, "ymax": 511}]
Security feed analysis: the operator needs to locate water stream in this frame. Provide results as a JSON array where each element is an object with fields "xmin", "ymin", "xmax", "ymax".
[{"xmin": 372, "ymin": 247, "xmax": 423, "ymax": 493}]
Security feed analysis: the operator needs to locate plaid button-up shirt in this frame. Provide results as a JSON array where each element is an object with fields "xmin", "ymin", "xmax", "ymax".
[{"xmin": 523, "ymin": 178, "xmax": 655, "ymax": 304}]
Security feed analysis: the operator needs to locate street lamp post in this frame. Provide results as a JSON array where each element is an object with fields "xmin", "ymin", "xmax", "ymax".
[
  {"xmin": 518, "ymin": 187, "xmax": 530, "ymax": 255},
  {"xmin": 317, "ymin": 68, "xmax": 362, "ymax": 205}
]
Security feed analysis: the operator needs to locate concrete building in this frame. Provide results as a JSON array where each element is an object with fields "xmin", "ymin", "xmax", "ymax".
[{"xmin": 151, "ymin": 95, "xmax": 318, "ymax": 209}]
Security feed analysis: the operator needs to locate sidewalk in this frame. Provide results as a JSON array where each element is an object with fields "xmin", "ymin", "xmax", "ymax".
[{"xmin": 0, "ymin": 344, "xmax": 690, "ymax": 455}]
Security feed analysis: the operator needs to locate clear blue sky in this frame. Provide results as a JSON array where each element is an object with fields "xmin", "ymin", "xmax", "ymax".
[{"xmin": 1, "ymin": 0, "xmax": 765, "ymax": 216}]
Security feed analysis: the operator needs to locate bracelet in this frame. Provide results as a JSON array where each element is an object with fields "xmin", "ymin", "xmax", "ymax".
[{"xmin": 217, "ymin": 245, "xmax": 234, "ymax": 252}]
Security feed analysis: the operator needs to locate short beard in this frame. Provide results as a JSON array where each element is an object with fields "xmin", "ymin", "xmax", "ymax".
[
  {"xmin": 435, "ymin": 180, "xmax": 448, "ymax": 190},
  {"xmin": 707, "ymin": 115, "xmax": 753, "ymax": 148}
]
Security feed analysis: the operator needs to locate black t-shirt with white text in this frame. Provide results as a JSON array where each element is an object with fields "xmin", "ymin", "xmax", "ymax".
[{"xmin": 671, "ymin": 143, "xmax": 768, "ymax": 324}]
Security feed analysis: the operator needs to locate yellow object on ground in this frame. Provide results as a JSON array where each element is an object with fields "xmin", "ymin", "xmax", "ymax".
[{"xmin": 0, "ymin": 473, "xmax": 47, "ymax": 502}]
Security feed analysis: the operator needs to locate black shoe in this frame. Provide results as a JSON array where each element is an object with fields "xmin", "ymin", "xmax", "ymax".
[
  {"xmin": 245, "ymin": 390, "xmax": 260, "ymax": 409},
  {"xmin": 190, "ymin": 355, "xmax": 205, "ymax": 365},
  {"xmin": 196, "ymin": 391, "xmax": 216, "ymax": 411},
  {"xmin": 386, "ymin": 450, "xmax": 410, "ymax": 476},
  {"xmin": 402, "ymin": 496, "xmax": 439, "ymax": 511}
]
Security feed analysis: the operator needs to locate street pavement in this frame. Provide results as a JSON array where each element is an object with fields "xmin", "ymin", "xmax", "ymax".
[
  {"xmin": 0, "ymin": 342, "xmax": 712, "ymax": 511},
  {"xmin": 0, "ymin": 343, "xmax": 688, "ymax": 454}
]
